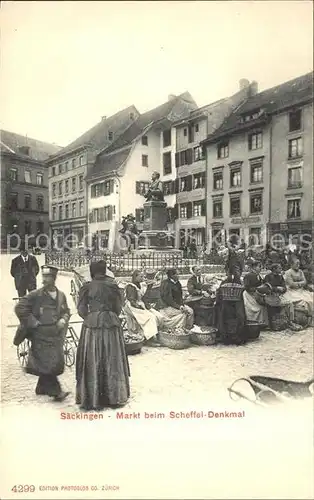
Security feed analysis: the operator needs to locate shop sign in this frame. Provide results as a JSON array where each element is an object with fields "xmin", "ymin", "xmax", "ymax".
[{"xmin": 230, "ymin": 216, "xmax": 260, "ymax": 224}]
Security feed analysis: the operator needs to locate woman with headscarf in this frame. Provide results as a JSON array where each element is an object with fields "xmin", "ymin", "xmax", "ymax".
[
  {"xmin": 75, "ymin": 260, "xmax": 130, "ymax": 411},
  {"xmin": 283, "ymin": 257, "xmax": 314, "ymax": 326},
  {"xmin": 243, "ymin": 260, "xmax": 269, "ymax": 326}
]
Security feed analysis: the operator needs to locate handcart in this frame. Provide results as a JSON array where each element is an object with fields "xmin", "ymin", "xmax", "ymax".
[{"xmin": 228, "ymin": 375, "xmax": 314, "ymax": 407}]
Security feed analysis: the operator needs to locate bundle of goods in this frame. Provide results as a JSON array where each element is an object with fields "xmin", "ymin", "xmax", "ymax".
[
  {"xmin": 123, "ymin": 331, "xmax": 144, "ymax": 355},
  {"xmin": 244, "ymin": 321, "xmax": 262, "ymax": 340},
  {"xmin": 159, "ymin": 327, "xmax": 191, "ymax": 350},
  {"xmin": 219, "ymin": 283, "xmax": 244, "ymax": 301},
  {"xmin": 267, "ymin": 306, "xmax": 289, "ymax": 331},
  {"xmin": 294, "ymin": 307, "xmax": 310, "ymax": 328},
  {"xmin": 190, "ymin": 325, "xmax": 217, "ymax": 346}
]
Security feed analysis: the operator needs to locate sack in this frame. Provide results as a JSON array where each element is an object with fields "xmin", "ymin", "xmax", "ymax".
[
  {"xmin": 13, "ymin": 324, "xmax": 32, "ymax": 346},
  {"xmin": 265, "ymin": 294, "xmax": 281, "ymax": 307}
]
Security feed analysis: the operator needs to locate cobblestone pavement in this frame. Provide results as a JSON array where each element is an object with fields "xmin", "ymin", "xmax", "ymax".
[{"xmin": 1, "ymin": 254, "xmax": 313, "ymax": 414}]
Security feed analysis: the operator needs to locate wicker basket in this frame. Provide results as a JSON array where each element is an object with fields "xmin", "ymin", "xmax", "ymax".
[
  {"xmin": 220, "ymin": 283, "xmax": 244, "ymax": 301},
  {"xmin": 190, "ymin": 327, "xmax": 217, "ymax": 346},
  {"xmin": 125, "ymin": 341, "xmax": 143, "ymax": 355},
  {"xmin": 159, "ymin": 331, "xmax": 191, "ymax": 350},
  {"xmin": 245, "ymin": 322, "xmax": 261, "ymax": 339},
  {"xmin": 294, "ymin": 309, "xmax": 309, "ymax": 327},
  {"xmin": 268, "ymin": 306, "xmax": 289, "ymax": 331}
]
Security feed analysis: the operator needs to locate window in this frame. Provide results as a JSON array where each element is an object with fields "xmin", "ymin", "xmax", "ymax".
[
  {"xmin": 248, "ymin": 132, "xmax": 263, "ymax": 150},
  {"xmin": 59, "ymin": 205, "xmax": 63, "ymax": 220},
  {"xmin": 193, "ymin": 146, "xmax": 204, "ymax": 161},
  {"xmin": 213, "ymin": 171, "xmax": 223, "ymax": 190},
  {"xmin": 287, "ymin": 199, "xmax": 301, "ymax": 219},
  {"xmin": 135, "ymin": 181, "xmax": 150, "ymax": 195},
  {"xmin": 249, "ymin": 227, "xmax": 262, "ymax": 246},
  {"xmin": 79, "ymin": 155, "xmax": 83, "ymax": 165},
  {"xmin": 58, "ymin": 181, "xmax": 63, "ymax": 195},
  {"xmin": 58, "ymin": 164, "xmax": 63, "ymax": 175},
  {"xmin": 288, "ymin": 137, "xmax": 302, "ymax": 158},
  {"xmin": 72, "ymin": 177, "xmax": 76, "ymax": 192},
  {"xmin": 36, "ymin": 195, "xmax": 44, "ymax": 211},
  {"xmin": 36, "ymin": 221, "xmax": 44, "ymax": 234},
  {"xmin": 175, "ymin": 148, "xmax": 193, "ymax": 167},
  {"xmin": 193, "ymin": 201, "xmax": 205, "ymax": 217},
  {"xmin": 36, "ymin": 173, "xmax": 43, "ymax": 185},
  {"xmin": 250, "ymin": 162, "xmax": 263, "ymax": 183},
  {"xmin": 195, "ymin": 123, "xmax": 199, "ymax": 133},
  {"xmin": 184, "ymin": 128, "xmax": 187, "ymax": 137},
  {"xmin": 10, "ymin": 193, "xmax": 18, "ymax": 210},
  {"xmin": 188, "ymin": 125, "xmax": 194, "ymax": 143},
  {"xmin": 288, "ymin": 166, "xmax": 303, "ymax": 188},
  {"xmin": 52, "ymin": 206, "xmax": 57, "ymax": 220},
  {"xmin": 213, "ymin": 199, "xmax": 223, "ymax": 218},
  {"xmin": 79, "ymin": 175, "xmax": 84, "ymax": 191},
  {"xmin": 193, "ymin": 173, "xmax": 205, "ymax": 189},
  {"xmin": 142, "ymin": 155, "xmax": 148, "ymax": 167},
  {"xmin": 24, "ymin": 221, "xmax": 32, "ymax": 235},
  {"xmin": 65, "ymin": 204, "xmax": 69, "ymax": 219},
  {"xmin": 163, "ymin": 181, "xmax": 173, "ymax": 195},
  {"xmin": 104, "ymin": 205, "xmax": 114, "ymax": 221},
  {"xmin": 72, "ymin": 202, "xmax": 76, "ymax": 218},
  {"xmin": 289, "ymin": 110, "xmax": 302, "ymax": 132},
  {"xmin": 65, "ymin": 162, "xmax": 69, "ymax": 172},
  {"xmin": 108, "ymin": 132, "xmax": 113, "ymax": 141},
  {"xmin": 180, "ymin": 178, "xmax": 187, "ymax": 192},
  {"xmin": 10, "ymin": 168, "xmax": 17, "ymax": 181},
  {"xmin": 130, "ymin": 112, "xmax": 135, "ymax": 120},
  {"xmin": 230, "ymin": 197, "xmax": 241, "ymax": 216},
  {"xmin": 24, "ymin": 170, "xmax": 31, "ymax": 183},
  {"xmin": 24, "ymin": 194, "xmax": 31, "ymax": 210},
  {"xmin": 142, "ymin": 135, "xmax": 148, "ymax": 146},
  {"xmin": 250, "ymin": 192, "xmax": 263, "ymax": 214},
  {"xmin": 218, "ymin": 142, "xmax": 229, "ymax": 159},
  {"xmin": 163, "ymin": 130, "xmax": 171, "ymax": 148},
  {"xmin": 230, "ymin": 168, "xmax": 241, "ymax": 187},
  {"xmin": 79, "ymin": 201, "xmax": 84, "ymax": 216},
  {"xmin": 72, "ymin": 158, "xmax": 76, "ymax": 169},
  {"xmin": 52, "ymin": 183, "xmax": 56, "ymax": 197},
  {"xmin": 65, "ymin": 180, "xmax": 69, "ymax": 194},
  {"xmin": 180, "ymin": 204, "xmax": 188, "ymax": 218},
  {"xmin": 135, "ymin": 208, "xmax": 144, "ymax": 223},
  {"xmin": 163, "ymin": 152, "xmax": 172, "ymax": 175},
  {"xmin": 52, "ymin": 166, "xmax": 56, "ymax": 176}
]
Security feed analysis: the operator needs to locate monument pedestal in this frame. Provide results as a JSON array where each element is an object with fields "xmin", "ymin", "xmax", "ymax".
[{"xmin": 138, "ymin": 201, "xmax": 175, "ymax": 250}]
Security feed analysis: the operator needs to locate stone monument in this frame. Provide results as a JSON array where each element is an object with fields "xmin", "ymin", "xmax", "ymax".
[{"xmin": 138, "ymin": 171, "xmax": 175, "ymax": 250}]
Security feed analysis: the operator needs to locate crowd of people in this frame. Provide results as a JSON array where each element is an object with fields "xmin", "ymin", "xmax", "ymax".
[{"xmin": 11, "ymin": 238, "xmax": 313, "ymax": 412}]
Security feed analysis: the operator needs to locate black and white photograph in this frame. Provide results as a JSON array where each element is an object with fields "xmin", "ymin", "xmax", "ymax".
[{"xmin": 1, "ymin": 1, "xmax": 313, "ymax": 499}]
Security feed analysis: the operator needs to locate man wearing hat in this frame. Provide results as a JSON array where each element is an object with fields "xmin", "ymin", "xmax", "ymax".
[
  {"xmin": 10, "ymin": 242, "xmax": 40, "ymax": 297},
  {"xmin": 15, "ymin": 265, "xmax": 70, "ymax": 401}
]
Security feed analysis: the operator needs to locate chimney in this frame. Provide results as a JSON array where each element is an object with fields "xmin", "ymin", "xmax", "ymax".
[
  {"xmin": 239, "ymin": 78, "xmax": 250, "ymax": 90},
  {"xmin": 168, "ymin": 94, "xmax": 176, "ymax": 101},
  {"xmin": 249, "ymin": 81, "xmax": 259, "ymax": 96}
]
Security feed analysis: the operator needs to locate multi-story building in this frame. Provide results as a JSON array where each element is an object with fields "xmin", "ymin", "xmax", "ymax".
[
  {"xmin": 173, "ymin": 79, "xmax": 258, "ymax": 248},
  {"xmin": 202, "ymin": 72, "xmax": 313, "ymax": 249},
  {"xmin": 0, "ymin": 130, "xmax": 61, "ymax": 249},
  {"xmin": 86, "ymin": 93, "xmax": 197, "ymax": 251},
  {"xmin": 46, "ymin": 106, "xmax": 140, "ymax": 248}
]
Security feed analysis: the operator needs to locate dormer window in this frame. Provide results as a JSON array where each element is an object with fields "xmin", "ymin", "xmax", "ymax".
[
  {"xmin": 239, "ymin": 109, "xmax": 263, "ymax": 124},
  {"xmin": 19, "ymin": 146, "xmax": 30, "ymax": 156},
  {"xmin": 108, "ymin": 131, "xmax": 113, "ymax": 141},
  {"xmin": 130, "ymin": 112, "xmax": 135, "ymax": 120}
]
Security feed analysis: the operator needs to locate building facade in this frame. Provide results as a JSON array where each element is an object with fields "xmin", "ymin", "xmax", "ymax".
[
  {"xmin": 46, "ymin": 106, "xmax": 140, "ymax": 249},
  {"xmin": 0, "ymin": 130, "xmax": 60, "ymax": 249},
  {"xmin": 202, "ymin": 71, "xmax": 313, "ymax": 250}
]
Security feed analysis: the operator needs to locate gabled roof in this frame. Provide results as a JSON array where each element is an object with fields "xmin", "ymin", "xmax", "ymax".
[
  {"xmin": 104, "ymin": 92, "xmax": 197, "ymax": 154},
  {"xmin": 85, "ymin": 147, "xmax": 131, "ymax": 182},
  {"xmin": 202, "ymin": 71, "xmax": 313, "ymax": 144},
  {"xmin": 49, "ymin": 105, "xmax": 139, "ymax": 159},
  {"xmin": 0, "ymin": 129, "xmax": 62, "ymax": 162}
]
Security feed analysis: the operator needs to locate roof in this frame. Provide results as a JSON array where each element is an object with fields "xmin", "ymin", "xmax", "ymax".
[
  {"xmin": 49, "ymin": 105, "xmax": 138, "ymax": 159},
  {"xmin": 202, "ymin": 71, "xmax": 314, "ymax": 144},
  {"xmin": 85, "ymin": 147, "xmax": 131, "ymax": 182},
  {"xmin": 0, "ymin": 129, "xmax": 62, "ymax": 162},
  {"xmin": 104, "ymin": 92, "xmax": 197, "ymax": 154}
]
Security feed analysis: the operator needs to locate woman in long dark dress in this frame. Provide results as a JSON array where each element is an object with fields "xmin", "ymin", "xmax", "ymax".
[
  {"xmin": 214, "ymin": 272, "xmax": 247, "ymax": 345},
  {"xmin": 76, "ymin": 261, "xmax": 130, "ymax": 410}
]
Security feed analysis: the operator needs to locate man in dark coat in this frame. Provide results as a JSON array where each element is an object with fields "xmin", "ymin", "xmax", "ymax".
[
  {"xmin": 10, "ymin": 243, "xmax": 39, "ymax": 297},
  {"xmin": 15, "ymin": 265, "xmax": 70, "ymax": 401}
]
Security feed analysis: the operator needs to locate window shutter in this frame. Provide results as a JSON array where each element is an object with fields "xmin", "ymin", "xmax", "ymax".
[
  {"xmin": 108, "ymin": 206, "xmax": 113, "ymax": 220},
  {"xmin": 135, "ymin": 182, "xmax": 140, "ymax": 194},
  {"xmin": 175, "ymin": 153, "xmax": 179, "ymax": 168},
  {"xmin": 186, "ymin": 175, "xmax": 192, "ymax": 191},
  {"xmin": 201, "ymin": 200, "xmax": 206, "ymax": 216},
  {"xmin": 109, "ymin": 180, "xmax": 114, "ymax": 193},
  {"xmin": 173, "ymin": 179, "xmax": 179, "ymax": 194},
  {"xmin": 186, "ymin": 149, "xmax": 193, "ymax": 165},
  {"xmin": 173, "ymin": 204, "xmax": 179, "ymax": 219},
  {"xmin": 187, "ymin": 202, "xmax": 192, "ymax": 219},
  {"xmin": 89, "ymin": 212, "xmax": 93, "ymax": 223}
]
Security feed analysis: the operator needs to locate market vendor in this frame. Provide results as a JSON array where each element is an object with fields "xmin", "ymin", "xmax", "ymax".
[
  {"xmin": 157, "ymin": 268, "xmax": 194, "ymax": 330},
  {"xmin": 186, "ymin": 266, "xmax": 214, "ymax": 326},
  {"xmin": 243, "ymin": 260, "xmax": 269, "ymax": 326}
]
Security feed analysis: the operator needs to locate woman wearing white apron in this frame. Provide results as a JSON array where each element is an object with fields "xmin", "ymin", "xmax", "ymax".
[{"xmin": 124, "ymin": 270, "xmax": 164, "ymax": 344}]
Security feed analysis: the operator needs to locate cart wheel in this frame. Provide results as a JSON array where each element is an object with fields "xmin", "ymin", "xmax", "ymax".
[
  {"xmin": 17, "ymin": 340, "xmax": 30, "ymax": 368},
  {"xmin": 64, "ymin": 339, "xmax": 75, "ymax": 367}
]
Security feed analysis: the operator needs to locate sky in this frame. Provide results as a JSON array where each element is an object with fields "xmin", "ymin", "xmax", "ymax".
[{"xmin": 0, "ymin": 0, "xmax": 313, "ymax": 147}]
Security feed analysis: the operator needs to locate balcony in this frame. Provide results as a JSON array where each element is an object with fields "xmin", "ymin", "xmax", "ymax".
[{"xmin": 287, "ymin": 181, "xmax": 303, "ymax": 189}]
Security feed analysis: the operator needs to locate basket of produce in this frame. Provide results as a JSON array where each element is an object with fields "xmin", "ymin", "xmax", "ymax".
[
  {"xmin": 190, "ymin": 325, "xmax": 217, "ymax": 346},
  {"xmin": 268, "ymin": 306, "xmax": 289, "ymax": 331},
  {"xmin": 159, "ymin": 327, "xmax": 191, "ymax": 350},
  {"xmin": 219, "ymin": 283, "xmax": 244, "ymax": 301},
  {"xmin": 294, "ymin": 308, "xmax": 309, "ymax": 328},
  {"xmin": 124, "ymin": 332, "xmax": 144, "ymax": 355},
  {"xmin": 244, "ymin": 321, "xmax": 262, "ymax": 340}
]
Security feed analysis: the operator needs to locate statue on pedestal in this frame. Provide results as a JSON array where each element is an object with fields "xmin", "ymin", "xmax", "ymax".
[{"xmin": 144, "ymin": 171, "xmax": 164, "ymax": 202}]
